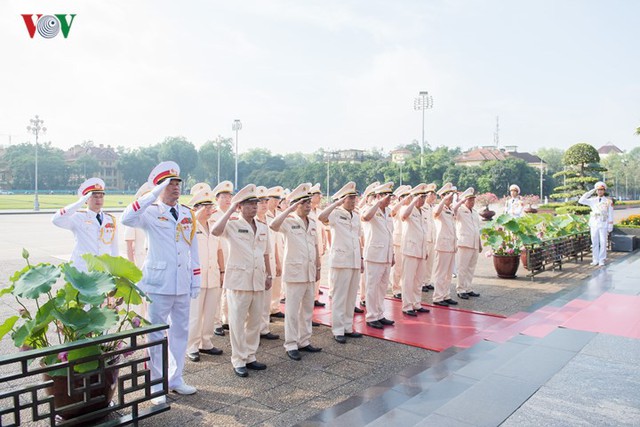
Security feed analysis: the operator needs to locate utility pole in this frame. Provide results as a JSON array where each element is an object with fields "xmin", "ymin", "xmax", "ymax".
[{"xmin": 414, "ymin": 91, "xmax": 433, "ymax": 166}]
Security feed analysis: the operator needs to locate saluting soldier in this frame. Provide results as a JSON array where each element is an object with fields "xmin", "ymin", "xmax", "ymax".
[
  {"xmin": 361, "ymin": 182, "xmax": 395, "ymax": 328},
  {"xmin": 266, "ymin": 186, "xmax": 285, "ymax": 318},
  {"xmin": 124, "ymin": 183, "xmax": 152, "ymax": 268},
  {"xmin": 504, "ymin": 184, "xmax": 524, "ymax": 217},
  {"xmin": 186, "ymin": 186, "xmax": 224, "ymax": 362},
  {"xmin": 319, "ymin": 182, "xmax": 364, "ymax": 344},
  {"xmin": 52, "ymin": 177, "xmax": 118, "ymax": 272},
  {"xmin": 579, "ymin": 181, "xmax": 614, "ymax": 266},
  {"xmin": 308, "ymin": 183, "xmax": 327, "ymax": 308},
  {"xmin": 389, "ymin": 185, "xmax": 412, "ymax": 299},
  {"xmin": 121, "ymin": 161, "xmax": 200, "ymax": 402},
  {"xmin": 432, "ymin": 183, "xmax": 459, "ymax": 307},
  {"xmin": 210, "ymin": 180, "xmax": 234, "ymax": 336},
  {"xmin": 399, "ymin": 183, "xmax": 431, "ymax": 316},
  {"xmin": 270, "ymin": 183, "xmax": 323, "ymax": 361},
  {"xmin": 421, "ymin": 183, "xmax": 438, "ymax": 292},
  {"xmin": 256, "ymin": 186, "xmax": 280, "ymax": 340},
  {"xmin": 211, "ymin": 184, "xmax": 273, "ymax": 378},
  {"xmin": 454, "ymin": 188, "xmax": 482, "ymax": 299},
  {"xmin": 357, "ymin": 182, "xmax": 379, "ymax": 309}
]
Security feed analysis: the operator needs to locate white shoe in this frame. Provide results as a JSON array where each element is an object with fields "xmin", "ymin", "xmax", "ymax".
[
  {"xmin": 598, "ymin": 262, "xmax": 605, "ymax": 267},
  {"xmin": 171, "ymin": 384, "xmax": 197, "ymax": 395},
  {"xmin": 590, "ymin": 261, "xmax": 598, "ymax": 266},
  {"xmin": 151, "ymin": 395, "xmax": 166, "ymax": 405}
]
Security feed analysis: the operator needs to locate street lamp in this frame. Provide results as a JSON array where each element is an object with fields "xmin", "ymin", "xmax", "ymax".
[
  {"xmin": 26, "ymin": 115, "xmax": 46, "ymax": 211},
  {"xmin": 232, "ymin": 119, "xmax": 242, "ymax": 189},
  {"xmin": 414, "ymin": 91, "xmax": 433, "ymax": 167}
]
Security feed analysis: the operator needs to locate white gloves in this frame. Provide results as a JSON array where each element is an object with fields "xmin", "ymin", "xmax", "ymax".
[
  {"xmin": 190, "ymin": 287, "xmax": 200, "ymax": 300},
  {"xmin": 62, "ymin": 192, "xmax": 93, "ymax": 214},
  {"xmin": 151, "ymin": 178, "xmax": 171, "ymax": 199}
]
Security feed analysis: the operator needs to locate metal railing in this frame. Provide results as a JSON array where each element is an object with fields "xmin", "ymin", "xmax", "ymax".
[
  {"xmin": 522, "ymin": 231, "xmax": 591, "ymax": 280},
  {"xmin": 0, "ymin": 324, "xmax": 169, "ymax": 426}
]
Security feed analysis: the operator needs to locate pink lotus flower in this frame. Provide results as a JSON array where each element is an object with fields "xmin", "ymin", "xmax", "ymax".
[
  {"xmin": 58, "ymin": 351, "xmax": 68, "ymax": 362},
  {"xmin": 131, "ymin": 317, "xmax": 141, "ymax": 328}
]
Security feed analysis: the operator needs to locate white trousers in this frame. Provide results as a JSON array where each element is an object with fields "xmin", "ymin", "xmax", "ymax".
[
  {"xmin": 433, "ymin": 251, "xmax": 455, "ymax": 302},
  {"xmin": 261, "ymin": 286, "xmax": 274, "ymax": 335},
  {"xmin": 329, "ymin": 268, "xmax": 360, "ymax": 336},
  {"xmin": 401, "ymin": 255, "xmax": 426, "ymax": 311},
  {"xmin": 283, "ymin": 281, "xmax": 315, "ymax": 351},
  {"xmin": 390, "ymin": 245, "xmax": 403, "ymax": 294},
  {"xmin": 456, "ymin": 247, "xmax": 478, "ymax": 293},
  {"xmin": 226, "ymin": 290, "xmax": 264, "ymax": 368},
  {"xmin": 187, "ymin": 287, "xmax": 222, "ymax": 354},
  {"xmin": 270, "ymin": 276, "xmax": 283, "ymax": 313},
  {"xmin": 358, "ymin": 269, "xmax": 366, "ymax": 303},
  {"xmin": 424, "ymin": 242, "xmax": 435, "ymax": 285},
  {"xmin": 146, "ymin": 293, "xmax": 190, "ymax": 391},
  {"xmin": 365, "ymin": 261, "xmax": 391, "ymax": 322},
  {"xmin": 591, "ymin": 226, "xmax": 608, "ymax": 264}
]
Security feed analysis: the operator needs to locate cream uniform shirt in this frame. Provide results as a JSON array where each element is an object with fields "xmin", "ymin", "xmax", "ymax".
[
  {"xmin": 278, "ymin": 214, "xmax": 318, "ymax": 282},
  {"xmin": 52, "ymin": 209, "xmax": 119, "ymax": 272},
  {"xmin": 220, "ymin": 215, "xmax": 270, "ymax": 291},
  {"xmin": 266, "ymin": 211, "xmax": 284, "ymax": 273},
  {"xmin": 362, "ymin": 206, "xmax": 394, "ymax": 263},
  {"xmin": 123, "ymin": 225, "xmax": 147, "ymax": 267},
  {"xmin": 455, "ymin": 205, "xmax": 480, "ymax": 250},
  {"xmin": 424, "ymin": 204, "xmax": 436, "ymax": 244},
  {"xmin": 434, "ymin": 206, "xmax": 456, "ymax": 253},
  {"xmin": 400, "ymin": 206, "xmax": 429, "ymax": 259},
  {"xmin": 392, "ymin": 205, "xmax": 404, "ymax": 247},
  {"xmin": 326, "ymin": 207, "xmax": 362, "ymax": 269},
  {"xmin": 308, "ymin": 208, "xmax": 324, "ymax": 254},
  {"xmin": 195, "ymin": 221, "xmax": 222, "ymax": 289}
]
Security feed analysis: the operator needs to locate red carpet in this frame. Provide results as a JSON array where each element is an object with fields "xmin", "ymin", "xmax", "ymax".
[
  {"xmin": 310, "ymin": 293, "xmax": 505, "ymax": 352},
  {"xmin": 561, "ymin": 293, "xmax": 640, "ymax": 338}
]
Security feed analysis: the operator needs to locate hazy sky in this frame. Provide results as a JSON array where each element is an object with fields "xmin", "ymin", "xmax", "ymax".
[{"xmin": 1, "ymin": 0, "xmax": 639, "ymax": 156}]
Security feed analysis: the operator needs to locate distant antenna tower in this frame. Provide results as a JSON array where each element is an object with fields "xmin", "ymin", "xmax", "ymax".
[{"xmin": 493, "ymin": 116, "xmax": 500, "ymax": 148}]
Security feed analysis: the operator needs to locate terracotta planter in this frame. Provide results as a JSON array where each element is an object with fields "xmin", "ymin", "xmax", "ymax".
[
  {"xmin": 479, "ymin": 208, "xmax": 495, "ymax": 221},
  {"xmin": 524, "ymin": 206, "xmax": 538, "ymax": 214},
  {"xmin": 43, "ymin": 358, "xmax": 119, "ymax": 420},
  {"xmin": 492, "ymin": 254, "xmax": 520, "ymax": 278},
  {"xmin": 520, "ymin": 250, "xmax": 542, "ymax": 271}
]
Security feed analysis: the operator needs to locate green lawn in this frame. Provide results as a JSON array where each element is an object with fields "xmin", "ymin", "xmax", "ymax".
[{"xmin": 0, "ymin": 195, "xmax": 193, "ymax": 210}]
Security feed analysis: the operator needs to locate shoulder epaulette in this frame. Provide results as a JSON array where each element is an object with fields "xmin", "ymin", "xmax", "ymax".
[{"xmin": 78, "ymin": 210, "xmax": 86, "ymax": 213}]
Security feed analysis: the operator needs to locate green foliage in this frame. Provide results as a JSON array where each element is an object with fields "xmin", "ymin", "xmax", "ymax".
[
  {"xmin": 563, "ymin": 143, "xmax": 600, "ymax": 166},
  {"xmin": 0, "ymin": 252, "xmax": 147, "ymax": 374}
]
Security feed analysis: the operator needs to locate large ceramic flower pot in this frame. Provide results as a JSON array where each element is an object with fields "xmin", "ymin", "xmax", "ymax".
[
  {"xmin": 493, "ymin": 254, "xmax": 520, "ymax": 278},
  {"xmin": 479, "ymin": 208, "xmax": 495, "ymax": 221}
]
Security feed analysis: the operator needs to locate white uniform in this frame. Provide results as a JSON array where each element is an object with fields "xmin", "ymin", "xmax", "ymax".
[
  {"xmin": 187, "ymin": 221, "xmax": 223, "ymax": 354},
  {"xmin": 123, "ymin": 225, "xmax": 147, "ymax": 267},
  {"xmin": 121, "ymin": 198, "xmax": 200, "ymax": 392},
  {"xmin": 309, "ymin": 207, "xmax": 324, "ymax": 300},
  {"xmin": 266, "ymin": 210, "xmax": 284, "ymax": 314},
  {"xmin": 277, "ymin": 213, "xmax": 318, "ymax": 351},
  {"xmin": 326, "ymin": 207, "xmax": 362, "ymax": 336},
  {"xmin": 579, "ymin": 191, "xmax": 614, "ymax": 265},
  {"xmin": 52, "ymin": 208, "xmax": 119, "ymax": 272},
  {"xmin": 504, "ymin": 197, "xmax": 524, "ymax": 217},
  {"xmin": 400, "ymin": 205, "xmax": 429, "ymax": 311},
  {"xmin": 258, "ymin": 216, "xmax": 277, "ymax": 334},
  {"xmin": 219, "ymin": 215, "xmax": 270, "ymax": 368},
  {"xmin": 423, "ymin": 203, "xmax": 436, "ymax": 286},
  {"xmin": 455, "ymin": 205, "xmax": 480, "ymax": 294},
  {"xmin": 362, "ymin": 206, "xmax": 393, "ymax": 322},
  {"xmin": 210, "ymin": 209, "xmax": 229, "ymax": 325},
  {"xmin": 390, "ymin": 204, "xmax": 404, "ymax": 295},
  {"xmin": 433, "ymin": 206, "xmax": 457, "ymax": 303}
]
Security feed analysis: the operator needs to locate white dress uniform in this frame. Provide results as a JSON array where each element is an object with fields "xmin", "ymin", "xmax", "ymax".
[
  {"xmin": 121, "ymin": 163, "xmax": 201, "ymax": 393},
  {"xmin": 423, "ymin": 200, "xmax": 437, "ymax": 286},
  {"xmin": 362, "ymin": 183, "xmax": 394, "ymax": 323},
  {"xmin": 325, "ymin": 185, "xmax": 362, "ymax": 337},
  {"xmin": 217, "ymin": 196, "xmax": 270, "ymax": 369},
  {"xmin": 579, "ymin": 184, "xmax": 614, "ymax": 265},
  {"xmin": 389, "ymin": 185, "xmax": 411, "ymax": 296},
  {"xmin": 455, "ymin": 196, "xmax": 481, "ymax": 294},
  {"xmin": 52, "ymin": 178, "xmax": 119, "ymax": 272},
  {"xmin": 504, "ymin": 197, "xmax": 524, "ymax": 217},
  {"xmin": 276, "ymin": 197, "xmax": 318, "ymax": 351},
  {"xmin": 433, "ymin": 183, "xmax": 458, "ymax": 304},
  {"xmin": 400, "ymin": 184, "xmax": 430, "ymax": 312}
]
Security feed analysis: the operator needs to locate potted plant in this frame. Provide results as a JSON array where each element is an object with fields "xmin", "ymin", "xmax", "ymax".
[
  {"xmin": 522, "ymin": 195, "xmax": 540, "ymax": 214},
  {"xmin": 475, "ymin": 192, "xmax": 499, "ymax": 221},
  {"xmin": 0, "ymin": 250, "xmax": 150, "ymax": 420}
]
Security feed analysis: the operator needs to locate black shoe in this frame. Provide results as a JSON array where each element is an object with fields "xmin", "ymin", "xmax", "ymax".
[
  {"xmin": 314, "ymin": 300, "xmax": 326, "ymax": 307},
  {"xmin": 354, "ymin": 307, "xmax": 364, "ymax": 313},
  {"xmin": 426, "ymin": 284, "xmax": 434, "ymax": 290},
  {"xmin": 214, "ymin": 327, "xmax": 225, "ymax": 336},
  {"xmin": 467, "ymin": 291, "xmax": 480, "ymax": 297},
  {"xmin": 393, "ymin": 293, "xmax": 402, "ymax": 299},
  {"xmin": 287, "ymin": 349, "xmax": 301, "ymax": 360},
  {"xmin": 416, "ymin": 307, "xmax": 430, "ymax": 313},
  {"xmin": 270, "ymin": 312, "xmax": 285, "ymax": 318},
  {"xmin": 444, "ymin": 298, "xmax": 458, "ymax": 305},
  {"xmin": 403, "ymin": 310, "xmax": 417, "ymax": 316},
  {"xmin": 366, "ymin": 320, "xmax": 384, "ymax": 329},
  {"xmin": 421, "ymin": 285, "xmax": 430, "ymax": 292},
  {"xmin": 345, "ymin": 331, "xmax": 363, "ymax": 338},
  {"xmin": 457, "ymin": 293, "xmax": 469, "ymax": 299},
  {"xmin": 379, "ymin": 317, "xmax": 395, "ymax": 326},
  {"xmin": 280, "ymin": 298, "xmax": 286, "ymax": 303},
  {"xmin": 433, "ymin": 301, "xmax": 449, "ymax": 306},
  {"xmin": 187, "ymin": 352, "xmax": 200, "ymax": 362},
  {"xmin": 334, "ymin": 335, "xmax": 347, "ymax": 344},
  {"xmin": 260, "ymin": 332, "xmax": 280, "ymax": 340},
  {"xmin": 199, "ymin": 347, "xmax": 223, "ymax": 356},
  {"xmin": 360, "ymin": 300, "xmax": 366, "ymax": 307},
  {"xmin": 299, "ymin": 344, "xmax": 322, "ymax": 352},
  {"xmin": 246, "ymin": 361, "xmax": 267, "ymax": 370},
  {"xmin": 234, "ymin": 366, "xmax": 248, "ymax": 377},
  {"xmin": 222, "ymin": 324, "xmax": 230, "ymax": 330},
  {"xmin": 312, "ymin": 321, "xmax": 320, "ymax": 327}
]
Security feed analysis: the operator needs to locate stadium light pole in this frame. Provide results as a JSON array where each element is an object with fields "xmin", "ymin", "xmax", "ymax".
[
  {"xmin": 414, "ymin": 91, "xmax": 433, "ymax": 167},
  {"xmin": 27, "ymin": 115, "xmax": 46, "ymax": 211},
  {"xmin": 232, "ymin": 119, "xmax": 242, "ymax": 189}
]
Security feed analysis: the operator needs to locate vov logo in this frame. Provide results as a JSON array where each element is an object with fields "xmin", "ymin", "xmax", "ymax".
[{"xmin": 21, "ymin": 14, "xmax": 76, "ymax": 39}]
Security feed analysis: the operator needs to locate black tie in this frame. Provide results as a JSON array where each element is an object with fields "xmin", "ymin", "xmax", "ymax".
[
  {"xmin": 96, "ymin": 213, "xmax": 102, "ymax": 225},
  {"xmin": 170, "ymin": 207, "xmax": 178, "ymax": 220}
]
